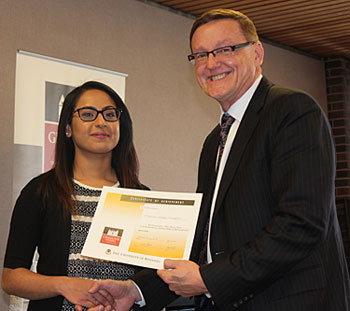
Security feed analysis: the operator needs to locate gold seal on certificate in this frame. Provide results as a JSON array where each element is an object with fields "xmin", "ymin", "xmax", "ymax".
[{"xmin": 81, "ymin": 187, "xmax": 202, "ymax": 269}]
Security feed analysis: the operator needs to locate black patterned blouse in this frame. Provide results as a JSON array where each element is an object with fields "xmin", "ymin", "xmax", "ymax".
[{"xmin": 61, "ymin": 181, "xmax": 137, "ymax": 311}]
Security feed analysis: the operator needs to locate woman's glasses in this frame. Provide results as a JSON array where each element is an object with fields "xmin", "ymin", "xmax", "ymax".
[{"xmin": 73, "ymin": 107, "xmax": 122, "ymax": 122}]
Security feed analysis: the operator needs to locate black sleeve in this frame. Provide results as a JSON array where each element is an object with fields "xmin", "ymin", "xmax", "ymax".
[
  {"xmin": 4, "ymin": 177, "xmax": 43, "ymax": 269},
  {"xmin": 130, "ymin": 268, "xmax": 178, "ymax": 311}
]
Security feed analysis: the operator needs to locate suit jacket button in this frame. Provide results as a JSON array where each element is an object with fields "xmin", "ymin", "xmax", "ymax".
[{"xmin": 233, "ymin": 302, "xmax": 238, "ymax": 308}]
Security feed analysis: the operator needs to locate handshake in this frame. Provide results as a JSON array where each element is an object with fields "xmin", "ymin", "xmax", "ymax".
[
  {"xmin": 73, "ymin": 279, "xmax": 141, "ymax": 311},
  {"xmin": 73, "ymin": 259, "xmax": 206, "ymax": 311}
]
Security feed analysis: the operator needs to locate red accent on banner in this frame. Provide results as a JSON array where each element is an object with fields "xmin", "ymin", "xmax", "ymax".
[
  {"xmin": 100, "ymin": 235, "xmax": 121, "ymax": 246},
  {"xmin": 44, "ymin": 122, "xmax": 58, "ymax": 172}
]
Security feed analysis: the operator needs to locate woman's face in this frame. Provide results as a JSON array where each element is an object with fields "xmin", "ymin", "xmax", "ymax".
[{"xmin": 67, "ymin": 89, "xmax": 120, "ymax": 158}]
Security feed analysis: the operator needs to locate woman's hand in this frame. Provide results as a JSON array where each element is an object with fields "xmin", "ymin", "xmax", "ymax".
[
  {"xmin": 57, "ymin": 277, "xmax": 100, "ymax": 308},
  {"xmin": 1, "ymin": 268, "xmax": 114, "ymax": 309}
]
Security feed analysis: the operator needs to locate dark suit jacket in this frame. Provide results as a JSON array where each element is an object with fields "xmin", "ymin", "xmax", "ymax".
[{"xmin": 132, "ymin": 77, "xmax": 350, "ymax": 311}]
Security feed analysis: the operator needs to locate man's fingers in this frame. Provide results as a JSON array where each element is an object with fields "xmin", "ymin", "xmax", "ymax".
[
  {"xmin": 88, "ymin": 282, "xmax": 101, "ymax": 294},
  {"xmin": 158, "ymin": 259, "xmax": 180, "ymax": 282},
  {"xmin": 163, "ymin": 259, "xmax": 177, "ymax": 269},
  {"xmin": 157, "ymin": 268, "xmax": 170, "ymax": 282},
  {"xmin": 93, "ymin": 289, "xmax": 115, "ymax": 307}
]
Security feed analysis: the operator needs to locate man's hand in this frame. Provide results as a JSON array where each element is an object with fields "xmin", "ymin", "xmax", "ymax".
[
  {"xmin": 157, "ymin": 259, "xmax": 208, "ymax": 297},
  {"xmin": 75, "ymin": 279, "xmax": 141, "ymax": 311}
]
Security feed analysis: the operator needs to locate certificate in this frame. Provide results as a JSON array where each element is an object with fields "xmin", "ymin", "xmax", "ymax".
[{"xmin": 82, "ymin": 187, "xmax": 202, "ymax": 269}]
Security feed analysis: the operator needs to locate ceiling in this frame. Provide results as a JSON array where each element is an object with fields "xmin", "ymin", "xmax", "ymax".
[{"xmin": 147, "ymin": 0, "xmax": 350, "ymax": 59}]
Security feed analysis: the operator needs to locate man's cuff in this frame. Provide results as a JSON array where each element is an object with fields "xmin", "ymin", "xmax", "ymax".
[{"xmin": 131, "ymin": 280, "xmax": 146, "ymax": 307}]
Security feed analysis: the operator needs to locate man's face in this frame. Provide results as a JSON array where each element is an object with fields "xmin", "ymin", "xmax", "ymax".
[{"xmin": 191, "ymin": 19, "xmax": 264, "ymax": 111}]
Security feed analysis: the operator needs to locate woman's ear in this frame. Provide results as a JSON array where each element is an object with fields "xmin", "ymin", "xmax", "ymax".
[{"xmin": 66, "ymin": 124, "xmax": 72, "ymax": 138}]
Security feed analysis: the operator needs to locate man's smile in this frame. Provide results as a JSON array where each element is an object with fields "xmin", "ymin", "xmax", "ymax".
[{"xmin": 209, "ymin": 72, "xmax": 230, "ymax": 81}]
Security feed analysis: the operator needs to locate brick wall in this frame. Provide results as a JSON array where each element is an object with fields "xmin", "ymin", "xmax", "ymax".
[{"xmin": 325, "ymin": 56, "xmax": 350, "ymax": 267}]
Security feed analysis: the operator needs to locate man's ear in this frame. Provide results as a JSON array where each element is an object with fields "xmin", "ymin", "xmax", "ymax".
[{"xmin": 254, "ymin": 41, "xmax": 264, "ymax": 66}]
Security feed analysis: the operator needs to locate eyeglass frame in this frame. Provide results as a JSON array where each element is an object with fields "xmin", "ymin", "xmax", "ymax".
[
  {"xmin": 187, "ymin": 41, "xmax": 256, "ymax": 64},
  {"xmin": 72, "ymin": 106, "xmax": 122, "ymax": 122}
]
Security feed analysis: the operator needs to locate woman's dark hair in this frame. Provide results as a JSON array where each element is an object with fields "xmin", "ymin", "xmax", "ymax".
[{"xmin": 40, "ymin": 81, "xmax": 142, "ymax": 215}]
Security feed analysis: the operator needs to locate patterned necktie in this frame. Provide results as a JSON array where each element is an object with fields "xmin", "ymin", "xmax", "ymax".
[
  {"xmin": 198, "ymin": 113, "xmax": 235, "ymax": 266},
  {"xmin": 216, "ymin": 113, "xmax": 235, "ymax": 171}
]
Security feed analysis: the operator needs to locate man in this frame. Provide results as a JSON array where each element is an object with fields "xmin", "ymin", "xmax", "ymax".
[{"xmin": 80, "ymin": 9, "xmax": 350, "ymax": 311}]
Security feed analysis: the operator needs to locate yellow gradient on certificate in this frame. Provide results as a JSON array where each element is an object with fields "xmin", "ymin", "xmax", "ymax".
[
  {"xmin": 103, "ymin": 192, "xmax": 144, "ymax": 219},
  {"xmin": 129, "ymin": 226, "xmax": 187, "ymax": 258}
]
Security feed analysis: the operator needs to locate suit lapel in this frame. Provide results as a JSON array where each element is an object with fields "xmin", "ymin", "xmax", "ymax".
[
  {"xmin": 205, "ymin": 125, "xmax": 221, "ymax": 180},
  {"xmin": 213, "ymin": 77, "xmax": 273, "ymax": 217},
  {"xmin": 197, "ymin": 125, "xmax": 220, "ymax": 221}
]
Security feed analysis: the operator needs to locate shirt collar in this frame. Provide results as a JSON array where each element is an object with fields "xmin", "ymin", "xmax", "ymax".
[{"xmin": 220, "ymin": 74, "xmax": 263, "ymax": 123}]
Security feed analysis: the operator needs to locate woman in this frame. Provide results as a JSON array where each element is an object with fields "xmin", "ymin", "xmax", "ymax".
[{"xmin": 2, "ymin": 81, "xmax": 147, "ymax": 311}]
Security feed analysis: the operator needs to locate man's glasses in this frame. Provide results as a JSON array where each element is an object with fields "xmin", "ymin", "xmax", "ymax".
[
  {"xmin": 188, "ymin": 41, "xmax": 255, "ymax": 65},
  {"xmin": 73, "ymin": 106, "xmax": 122, "ymax": 122}
]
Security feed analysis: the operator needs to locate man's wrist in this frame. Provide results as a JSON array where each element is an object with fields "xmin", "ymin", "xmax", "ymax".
[{"xmin": 127, "ymin": 280, "xmax": 145, "ymax": 306}]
